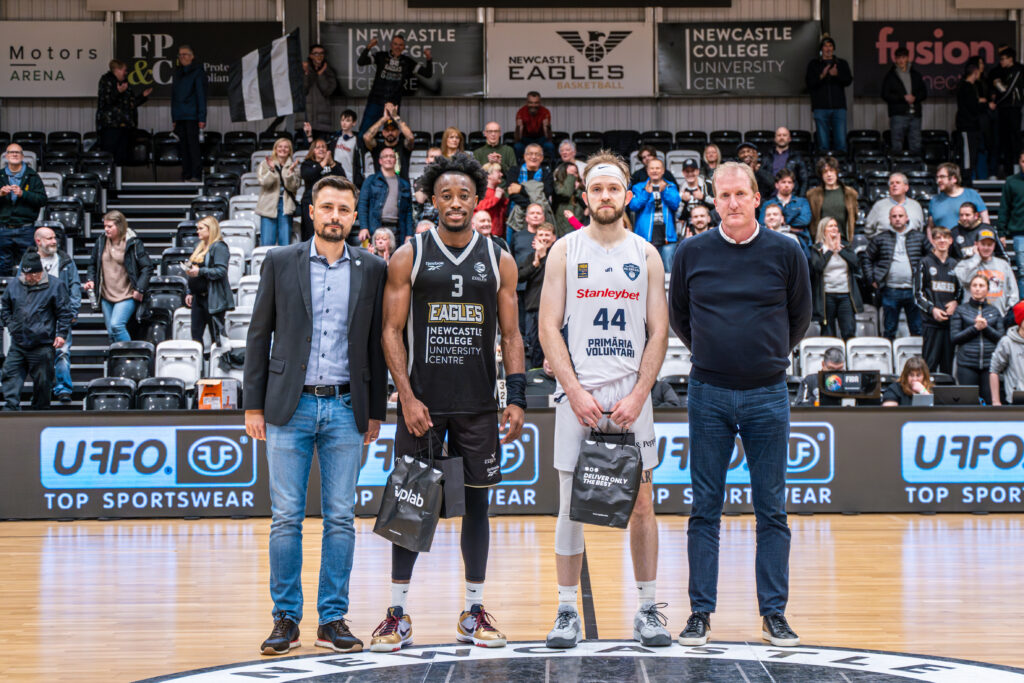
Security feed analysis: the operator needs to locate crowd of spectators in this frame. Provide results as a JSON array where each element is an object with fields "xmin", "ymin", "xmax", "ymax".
[{"xmin": 6, "ymin": 36, "xmax": 1024, "ymax": 410}]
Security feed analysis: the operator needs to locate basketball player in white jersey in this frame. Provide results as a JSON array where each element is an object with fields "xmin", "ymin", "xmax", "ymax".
[{"xmin": 537, "ymin": 151, "xmax": 670, "ymax": 648}]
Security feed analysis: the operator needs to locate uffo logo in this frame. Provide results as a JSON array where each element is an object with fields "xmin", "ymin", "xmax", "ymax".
[{"xmin": 395, "ymin": 486, "xmax": 425, "ymax": 508}]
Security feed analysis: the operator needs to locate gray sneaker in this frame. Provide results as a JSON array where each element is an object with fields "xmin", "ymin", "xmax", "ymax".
[
  {"xmin": 633, "ymin": 601, "xmax": 672, "ymax": 647},
  {"xmin": 546, "ymin": 605, "xmax": 583, "ymax": 648}
]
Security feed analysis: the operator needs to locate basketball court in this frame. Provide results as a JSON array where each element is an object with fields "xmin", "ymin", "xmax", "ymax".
[{"xmin": 4, "ymin": 513, "xmax": 1023, "ymax": 681}]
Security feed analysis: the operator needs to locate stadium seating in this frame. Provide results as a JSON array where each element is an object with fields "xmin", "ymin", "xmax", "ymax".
[
  {"xmin": 106, "ymin": 342, "xmax": 155, "ymax": 382},
  {"xmin": 154, "ymin": 340, "xmax": 205, "ymax": 386},
  {"xmin": 136, "ymin": 377, "xmax": 188, "ymax": 410},
  {"xmin": 84, "ymin": 377, "xmax": 136, "ymax": 411},
  {"xmin": 798, "ymin": 337, "xmax": 843, "ymax": 375},
  {"xmin": 893, "ymin": 336, "xmax": 924, "ymax": 374},
  {"xmin": 846, "ymin": 337, "xmax": 894, "ymax": 374}
]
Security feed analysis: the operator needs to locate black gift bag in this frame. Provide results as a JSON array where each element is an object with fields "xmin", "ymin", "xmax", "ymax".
[
  {"xmin": 569, "ymin": 430, "xmax": 642, "ymax": 529},
  {"xmin": 373, "ymin": 454, "xmax": 444, "ymax": 552},
  {"xmin": 413, "ymin": 431, "xmax": 465, "ymax": 519}
]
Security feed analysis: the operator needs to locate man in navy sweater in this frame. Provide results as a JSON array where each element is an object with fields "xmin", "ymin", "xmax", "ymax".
[{"xmin": 668, "ymin": 161, "xmax": 811, "ymax": 648}]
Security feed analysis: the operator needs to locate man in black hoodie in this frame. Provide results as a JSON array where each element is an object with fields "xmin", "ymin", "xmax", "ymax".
[
  {"xmin": 881, "ymin": 47, "xmax": 927, "ymax": 156},
  {"xmin": 956, "ymin": 62, "xmax": 988, "ymax": 187},
  {"xmin": 1, "ymin": 252, "xmax": 72, "ymax": 410}
]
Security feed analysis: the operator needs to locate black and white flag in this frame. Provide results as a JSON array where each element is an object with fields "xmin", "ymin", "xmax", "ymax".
[{"xmin": 227, "ymin": 30, "xmax": 305, "ymax": 122}]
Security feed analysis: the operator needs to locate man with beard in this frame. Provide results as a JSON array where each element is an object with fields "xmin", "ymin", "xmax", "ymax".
[
  {"xmin": 376, "ymin": 153, "xmax": 526, "ymax": 652},
  {"xmin": 356, "ymin": 34, "xmax": 432, "ymax": 137},
  {"xmin": 538, "ymin": 151, "xmax": 670, "ymax": 649},
  {"xmin": 302, "ymin": 44, "xmax": 338, "ymax": 141},
  {"xmin": 244, "ymin": 176, "xmax": 389, "ymax": 657},
  {"xmin": 34, "ymin": 226, "xmax": 81, "ymax": 403}
]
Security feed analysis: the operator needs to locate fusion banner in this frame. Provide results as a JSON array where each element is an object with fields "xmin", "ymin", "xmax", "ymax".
[
  {"xmin": 4, "ymin": 408, "xmax": 1024, "ymax": 520},
  {"xmin": 114, "ymin": 22, "xmax": 282, "ymax": 97},
  {"xmin": 320, "ymin": 23, "xmax": 484, "ymax": 98},
  {"xmin": 658, "ymin": 21, "xmax": 821, "ymax": 97},
  {"xmin": 853, "ymin": 21, "xmax": 1016, "ymax": 98},
  {"xmin": 486, "ymin": 22, "xmax": 654, "ymax": 98},
  {"xmin": 0, "ymin": 21, "xmax": 111, "ymax": 97}
]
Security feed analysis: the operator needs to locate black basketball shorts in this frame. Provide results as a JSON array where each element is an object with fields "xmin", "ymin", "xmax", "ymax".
[{"xmin": 394, "ymin": 408, "xmax": 502, "ymax": 487}]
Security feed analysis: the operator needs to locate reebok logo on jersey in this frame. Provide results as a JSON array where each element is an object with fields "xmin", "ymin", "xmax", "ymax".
[
  {"xmin": 575, "ymin": 288, "xmax": 640, "ymax": 301},
  {"xmin": 428, "ymin": 302, "xmax": 484, "ymax": 323},
  {"xmin": 426, "ymin": 261, "xmax": 444, "ymax": 271}
]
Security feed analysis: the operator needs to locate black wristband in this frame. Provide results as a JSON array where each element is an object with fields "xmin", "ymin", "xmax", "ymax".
[{"xmin": 506, "ymin": 373, "xmax": 527, "ymax": 410}]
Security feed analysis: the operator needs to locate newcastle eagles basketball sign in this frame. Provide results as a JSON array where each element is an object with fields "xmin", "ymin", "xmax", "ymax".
[{"xmin": 486, "ymin": 23, "xmax": 654, "ymax": 98}]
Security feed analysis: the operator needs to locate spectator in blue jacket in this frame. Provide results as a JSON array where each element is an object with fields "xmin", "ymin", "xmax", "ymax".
[
  {"xmin": 357, "ymin": 146, "xmax": 412, "ymax": 244},
  {"xmin": 629, "ymin": 157, "xmax": 681, "ymax": 270},
  {"xmin": 760, "ymin": 169, "xmax": 812, "ymax": 250},
  {"xmin": 34, "ymin": 226, "xmax": 81, "ymax": 403},
  {"xmin": 171, "ymin": 44, "xmax": 208, "ymax": 182}
]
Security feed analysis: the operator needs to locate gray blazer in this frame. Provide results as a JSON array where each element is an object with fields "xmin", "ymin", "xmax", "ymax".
[{"xmin": 243, "ymin": 239, "xmax": 388, "ymax": 429}]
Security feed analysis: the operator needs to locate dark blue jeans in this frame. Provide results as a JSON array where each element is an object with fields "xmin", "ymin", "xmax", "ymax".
[
  {"xmin": 686, "ymin": 378, "xmax": 791, "ymax": 616},
  {"xmin": 881, "ymin": 286, "xmax": 921, "ymax": 340}
]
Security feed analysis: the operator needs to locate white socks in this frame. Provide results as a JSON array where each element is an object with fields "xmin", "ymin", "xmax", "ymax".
[
  {"xmin": 465, "ymin": 581, "xmax": 484, "ymax": 611},
  {"xmin": 637, "ymin": 580, "xmax": 656, "ymax": 606},
  {"xmin": 558, "ymin": 584, "xmax": 579, "ymax": 611},
  {"xmin": 391, "ymin": 582, "xmax": 409, "ymax": 611}
]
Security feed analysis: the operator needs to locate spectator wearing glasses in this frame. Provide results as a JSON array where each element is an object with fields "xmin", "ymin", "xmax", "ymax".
[
  {"xmin": 473, "ymin": 122, "xmax": 517, "ymax": 177},
  {"xmin": 928, "ymin": 162, "xmax": 989, "ymax": 229},
  {"xmin": 0, "ymin": 143, "xmax": 47, "ymax": 277},
  {"xmin": 864, "ymin": 173, "xmax": 924, "ymax": 238},
  {"xmin": 302, "ymin": 44, "xmax": 338, "ymax": 142}
]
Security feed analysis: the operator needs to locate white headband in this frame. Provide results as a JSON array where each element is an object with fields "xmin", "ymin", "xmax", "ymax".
[{"xmin": 585, "ymin": 163, "xmax": 628, "ymax": 191}]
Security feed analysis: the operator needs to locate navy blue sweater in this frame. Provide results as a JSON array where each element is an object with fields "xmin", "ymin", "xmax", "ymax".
[{"xmin": 669, "ymin": 227, "xmax": 812, "ymax": 390}]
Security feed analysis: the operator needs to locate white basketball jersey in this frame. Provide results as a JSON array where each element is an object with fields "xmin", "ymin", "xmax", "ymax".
[{"xmin": 560, "ymin": 229, "xmax": 649, "ymax": 391}]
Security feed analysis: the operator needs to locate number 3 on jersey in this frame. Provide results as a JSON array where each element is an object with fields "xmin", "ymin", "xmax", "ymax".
[
  {"xmin": 451, "ymin": 274, "xmax": 463, "ymax": 297},
  {"xmin": 593, "ymin": 307, "xmax": 626, "ymax": 331}
]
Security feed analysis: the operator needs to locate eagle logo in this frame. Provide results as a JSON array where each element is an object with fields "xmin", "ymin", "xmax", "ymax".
[{"xmin": 557, "ymin": 30, "xmax": 631, "ymax": 63}]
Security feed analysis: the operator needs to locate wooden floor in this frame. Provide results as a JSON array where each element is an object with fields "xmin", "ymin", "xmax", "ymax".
[{"xmin": 2, "ymin": 514, "xmax": 1023, "ymax": 682}]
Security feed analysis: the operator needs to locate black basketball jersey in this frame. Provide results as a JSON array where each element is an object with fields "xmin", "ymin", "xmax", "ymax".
[{"xmin": 406, "ymin": 229, "xmax": 501, "ymax": 414}]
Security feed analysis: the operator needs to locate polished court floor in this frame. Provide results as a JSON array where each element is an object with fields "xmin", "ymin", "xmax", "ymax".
[{"xmin": 2, "ymin": 514, "xmax": 1023, "ymax": 681}]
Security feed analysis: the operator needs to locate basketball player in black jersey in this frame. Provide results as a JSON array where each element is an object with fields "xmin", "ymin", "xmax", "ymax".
[{"xmin": 376, "ymin": 153, "xmax": 526, "ymax": 651}]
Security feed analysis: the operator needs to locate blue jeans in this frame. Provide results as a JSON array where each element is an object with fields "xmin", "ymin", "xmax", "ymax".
[
  {"xmin": 101, "ymin": 298, "xmax": 136, "ymax": 343},
  {"xmin": 686, "ymin": 378, "xmax": 791, "ymax": 616},
  {"xmin": 890, "ymin": 115, "xmax": 922, "ymax": 156},
  {"xmin": 358, "ymin": 100, "xmax": 386, "ymax": 137},
  {"xmin": 1012, "ymin": 236, "xmax": 1024, "ymax": 290},
  {"xmin": 261, "ymin": 198, "xmax": 293, "ymax": 246},
  {"xmin": 812, "ymin": 108, "xmax": 847, "ymax": 152},
  {"xmin": 54, "ymin": 331, "xmax": 72, "ymax": 397},
  {"xmin": 880, "ymin": 286, "xmax": 921, "ymax": 340},
  {"xmin": 514, "ymin": 136, "xmax": 556, "ymax": 162},
  {"xmin": 658, "ymin": 242, "xmax": 677, "ymax": 272},
  {"xmin": 266, "ymin": 392, "xmax": 363, "ymax": 624}
]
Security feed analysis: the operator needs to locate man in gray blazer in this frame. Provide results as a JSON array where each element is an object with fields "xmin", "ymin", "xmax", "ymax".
[{"xmin": 244, "ymin": 175, "xmax": 388, "ymax": 656}]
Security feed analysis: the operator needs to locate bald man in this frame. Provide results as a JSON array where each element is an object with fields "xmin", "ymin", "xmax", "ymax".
[
  {"xmin": 472, "ymin": 122, "xmax": 516, "ymax": 177},
  {"xmin": 35, "ymin": 226, "xmax": 81, "ymax": 402},
  {"xmin": 472, "ymin": 210, "xmax": 509, "ymax": 253},
  {"xmin": 761, "ymin": 127, "xmax": 809, "ymax": 195}
]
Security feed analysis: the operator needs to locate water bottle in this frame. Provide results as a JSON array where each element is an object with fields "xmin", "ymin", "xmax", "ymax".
[{"xmin": 198, "ymin": 129, "xmax": 205, "ymax": 144}]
